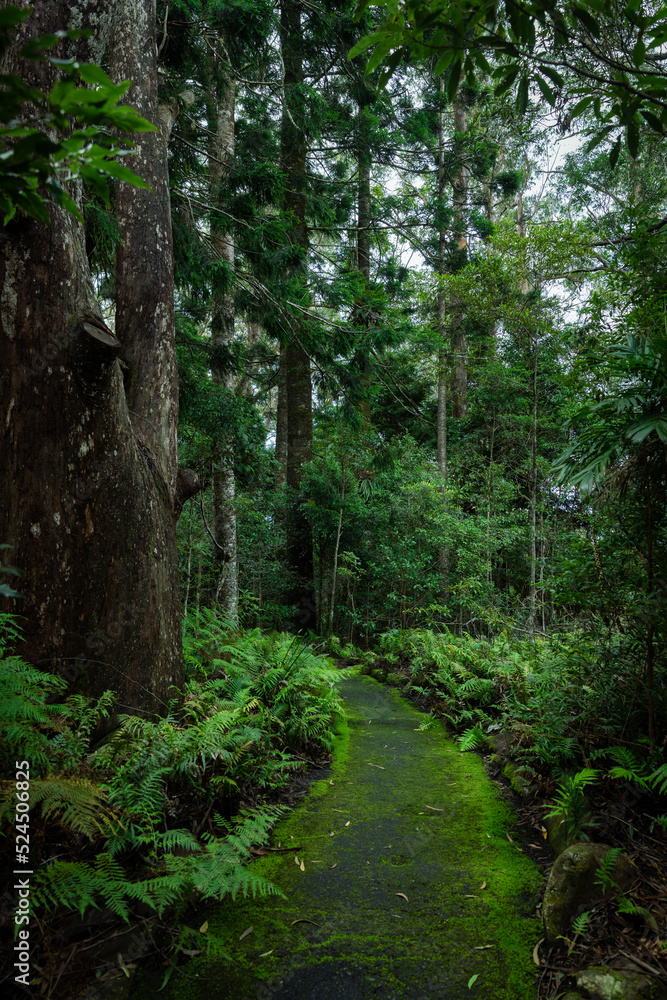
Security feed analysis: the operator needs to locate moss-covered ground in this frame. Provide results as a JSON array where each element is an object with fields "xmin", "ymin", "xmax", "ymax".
[{"xmin": 137, "ymin": 672, "xmax": 541, "ymax": 999}]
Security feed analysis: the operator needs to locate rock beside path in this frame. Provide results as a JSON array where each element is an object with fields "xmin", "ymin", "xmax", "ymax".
[
  {"xmin": 576, "ymin": 965, "xmax": 667, "ymax": 1000},
  {"xmin": 542, "ymin": 843, "xmax": 636, "ymax": 945}
]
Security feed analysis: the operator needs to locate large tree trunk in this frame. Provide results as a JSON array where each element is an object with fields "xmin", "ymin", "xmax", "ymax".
[
  {"xmin": 209, "ymin": 41, "xmax": 238, "ymax": 624},
  {"xmin": 280, "ymin": 0, "xmax": 316, "ymax": 630},
  {"xmin": 0, "ymin": 0, "xmax": 198, "ymax": 715},
  {"xmin": 450, "ymin": 94, "xmax": 468, "ymax": 419},
  {"xmin": 436, "ymin": 76, "xmax": 450, "ymax": 603},
  {"xmin": 354, "ymin": 101, "xmax": 372, "ymax": 422}
]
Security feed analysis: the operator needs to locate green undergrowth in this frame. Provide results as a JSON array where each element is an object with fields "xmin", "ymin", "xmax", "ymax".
[
  {"xmin": 349, "ymin": 627, "xmax": 667, "ymax": 838},
  {"xmin": 0, "ymin": 610, "xmax": 343, "ymax": 992},
  {"xmin": 137, "ymin": 673, "xmax": 540, "ymax": 1000}
]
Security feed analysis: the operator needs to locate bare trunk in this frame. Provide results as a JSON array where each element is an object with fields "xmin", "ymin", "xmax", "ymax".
[
  {"xmin": 355, "ymin": 105, "xmax": 372, "ymax": 421},
  {"xmin": 487, "ymin": 410, "xmax": 495, "ymax": 585},
  {"xmin": 275, "ymin": 344, "xmax": 288, "ymax": 487},
  {"xmin": 280, "ymin": 0, "xmax": 315, "ymax": 630},
  {"xmin": 437, "ymin": 77, "xmax": 450, "ymax": 600},
  {"xmin": 209, "ymin": 45, "xmax": 238, "ymax": 624},
  {"xmin": 0, "ymin": 0, "xmax": 199, "ymax": 715},
  {"xmin": 450, "ymin": 95, "xmax": 468, "ymax": 419},
  {"xmin": 329, "ymin": 508, "xmax": 344, "ymax": 639},
  {"xmin": 527, "ymin": 342, "xmax": 538, "ymax": 639}
]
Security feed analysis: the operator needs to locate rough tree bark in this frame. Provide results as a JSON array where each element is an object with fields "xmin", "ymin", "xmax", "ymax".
[
  {"xmin": 436, "ymin": 76, "xmax": 450, "ymax": 602},
  {"xmin": 0, "ymin": 0, "xmax": 199, "ymax": 715},
  {"xmin": 280, "ymin": 0, "xmax": 316, "ymax": 630},
  {"xmin": 209, "ymin": 39, "xmax": 238, "ymax": 624},
  {"xmin": 354, "ymin": 98, "xmax": 372, "ymax": 422},
  {"xmin": 450, "ymin": 94, "xmax": 469, "ymax": 419}
]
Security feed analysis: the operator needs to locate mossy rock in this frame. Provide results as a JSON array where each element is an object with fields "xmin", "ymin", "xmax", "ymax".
[
  {"xmin": 542, "ymin": 844, "xmax": 636, "ymax": 945},
  {"xmin": 502, "ymin": 761, "xmax": 534, "ymax": 798},
  {"xmin": 543, "ymin": 812, "xmax": 570, "ymax": 857},
  {"xmin": 385, "ymin": 671, "xmax": 403, "ymax": 687},
  {"xmin": 371, "ymin": 668, "xmax": 387, "ymax": 683},
  {"xmin": 576, "ymin": 965, "xmax": 667, "ymax": 1000}
]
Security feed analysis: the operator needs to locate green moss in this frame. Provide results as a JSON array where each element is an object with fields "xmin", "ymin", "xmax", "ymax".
[
  {"xmin": 503, "ymin": 761, "xmax": 531, "ymax": 797},
  {"xmin": 134, "ymin": 675, "xmax": 541, "ymax": 1000}
]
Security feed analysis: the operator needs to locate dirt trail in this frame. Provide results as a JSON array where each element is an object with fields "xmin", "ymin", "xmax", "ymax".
[{"xmin": 149, "ymin": 672, "xmax": 541, "ymax": 1000}]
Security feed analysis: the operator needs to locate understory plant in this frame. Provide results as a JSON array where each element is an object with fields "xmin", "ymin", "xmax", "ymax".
[{"xmin": 0, "ymin": 610, "xmax": 343, "ymax": 993}]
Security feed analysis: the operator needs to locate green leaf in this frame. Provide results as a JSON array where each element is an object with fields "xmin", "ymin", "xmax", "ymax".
[
  {"xmin": 609, "ymin": 135, "xmax": 622, "ymax": 168},
  {"xmin": 516, "ymin": 76, "xmax": 529, "ymax": 114},
  {"xmin": 467, "ymin": 974, "xmax": 479, "ymax": 989},
  {"xmin": 573, "ymin": 5, "xmax": 600, "ymax": 36},
  {"xmin": 540, "ymin": 66, "xmax": 565, "ymax": 88},
  {"xmin": 626, "ymin": 121, "xmax": 640, "ymax": 158},
  {"xmin": 534, "ymin": 75, "xmax": 555, "ymax": 107},
  {"xmin": 348, "ymin": 30, "xmax": 388, "ymax": 61},
  {"xmin": 447, "ymin": 59, "xmax": 462, "ymax": 102}
]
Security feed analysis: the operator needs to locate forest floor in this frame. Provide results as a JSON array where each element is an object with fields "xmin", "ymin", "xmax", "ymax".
[{"xmin": 131, "ymin": 670, "xmax": 542, "ymax": 1000}]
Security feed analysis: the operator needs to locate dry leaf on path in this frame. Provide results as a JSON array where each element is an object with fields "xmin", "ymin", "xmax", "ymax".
[
  {"xmin": 199, "ymin": 921, "xmax": 208, "ymax": 934},
  {"xmin": 474, "ymin": 945, "xmax": 493, "ymax": 950},
  {"xmin": 395, "ymin": 892, "xmax": 408, "ymax": 902},
  {"xmin": 330, "ymin": 863, "xmax": 337, "ymax": 869},
  {"xmin": 239, "ymin": 926, "xmax": 253, "ymax": 942},
  {"xmin": 424, "ymin": 805, "xmax": 443, "ymax": 812},
  {"xmin": 259, "ymin": 950, "xmax": 274, "ymax": 957},
  {"xmin": 532, "ymin": 938, "xmax": 543, "ymax": 966},
  {"xmin": 294, "ymin": 854, "xmax": 300, "ymax": 866},
  {"xmin": 300, "ymin": 860, "xmax": 305, "ymax": 871},
  {"xmin": 345, "ymin": 821, "xmax": 350, "ymax": 827},
  {"xmin": 480, "ymin": 881, "xmax": 487, "ymax": 890}
]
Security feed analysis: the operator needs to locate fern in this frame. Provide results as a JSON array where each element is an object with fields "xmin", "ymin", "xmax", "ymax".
[
  {"xmin": 458, "ymin": 725, "xmax": 485, "ymax": 751},
  {"xmin": 571, "ymin": 911, "xmax": 591, "ymax": 937},
  {"xmin": 649, "ymin": 762, "xmax": 667, "ymax": 796},
  {"xmin": 594, "ymin": 847, "xmax": 623, "ymax": 893}
]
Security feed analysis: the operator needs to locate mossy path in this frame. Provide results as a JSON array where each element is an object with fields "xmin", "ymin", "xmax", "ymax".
[{"xmin": 150, "ymin": 672, "xmax": 542, "ymax": 1000}]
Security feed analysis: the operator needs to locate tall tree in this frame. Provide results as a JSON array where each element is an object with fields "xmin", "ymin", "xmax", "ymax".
[
  {"xmin": 0, "ymin": 0, "xmax": 199, "ymax": 713},
  {"xmin": 279, "ymin": 0, "xmax": 316, "ymax": 629},
  {"xmin": 209, "ymin": 33, "xmax": 239, "ymax": 624}
]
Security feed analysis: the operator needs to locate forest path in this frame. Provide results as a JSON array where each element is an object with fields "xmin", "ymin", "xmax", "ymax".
[{"xmin": 152, "ymin": 672, "xmax": 542, "ymax": 1000}]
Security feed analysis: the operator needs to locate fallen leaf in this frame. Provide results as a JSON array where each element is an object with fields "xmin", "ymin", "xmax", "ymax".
[
  {"xmin": 329, "ymin": 780, "xmax": 334, "ymax": 785},
  {"xmin": 474, "ymin": 945, "xmax": 493, "ymax": 950},
  {"xmin": 464, "ymin": 894, "xmax": 480, "ymax": 898},
  {"xmin": 541, "ymin": 826, "xmax": 547, "ymax": 839},
  {"xmin": 395, "ymin": 892, "xmax": 408, "ymax": 902},
  {"xmin": 345, "ymin": 821, "xmax": 350, "ymax": 827},
  {"xmin": 117, "ymin": 953, "xmax": 130, "ymax": 978},
  {"xmin": 506, "ymin": 832, "xmax": 513, "ymax": 843},
  {"xmin": 366, "ymin": 762, "xmax": 385, "ymax": 769},
  {"xmin": 259, "ymin": 950, "xmax": 274, "ymax": 958},
  {"xmin": 467, "ymin": 973, "xmax": 479, "ymax": 989},
  {"xmin": 480, "ymin": 881, "xmax": 487, "ymax": 890},
  {"xmin": 329, "ymin": 831, "xmax": 335, "ymax": 837},
  {"xmin": 330, "ymin": 863, "xmax": 337, "ymax": 869},
  {"xmin": 332, "ymin": 808, "xmax": 346, "ymax": 813},
  {"xmin": 424, "ymin": 805, "xmax": 443, "ymax": 812},
  {"xmin": 528, "ymin": 844, "xmax": 541, "ymax": 849},
  {"xmin": 300, "ymin": 860, "xmax": 305, "ymax": 871},
  {"xmin": 486, "ymin": 834, "xmax": 491, "ymax": 839},
  {"xmin": 199, "ymin": 920, "xmax": 208, "ymax": 934},
  {"xmin": 239, "ymin": 926, "xmax": 253, "ymax": 942},
  {"xmin": 294, "ymin": 854, "xmax": 300, "ymax": 866},
  {"xmin": 532, "ymin": 938, "xmax": 543, "ymax": 966}
]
